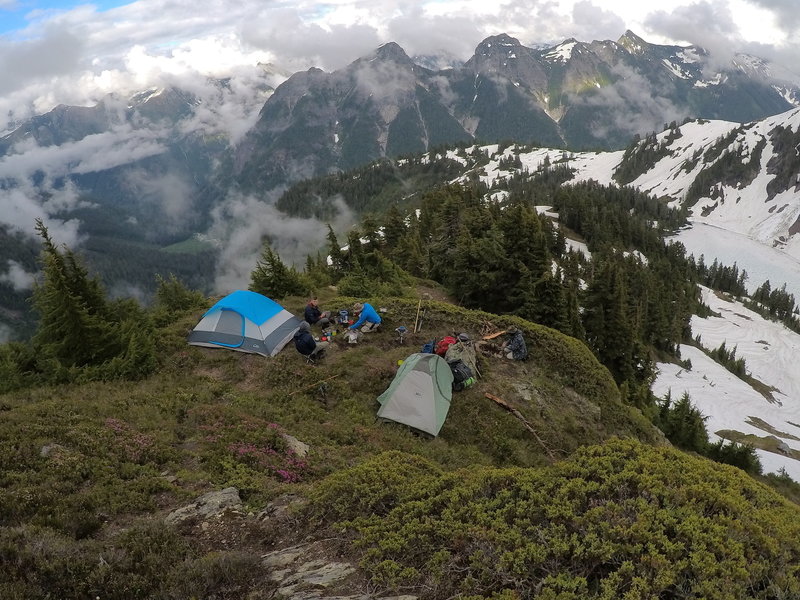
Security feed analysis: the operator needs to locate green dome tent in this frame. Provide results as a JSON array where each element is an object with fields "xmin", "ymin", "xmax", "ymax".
[{"xmin": 376, "ymin": 353, "xmax": 454, "ymax": 436}]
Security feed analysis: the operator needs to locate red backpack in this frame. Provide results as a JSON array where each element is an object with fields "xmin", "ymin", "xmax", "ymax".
[{"xmin": 435, "ymin": 336, "xmax": 457, "ymax": 357}]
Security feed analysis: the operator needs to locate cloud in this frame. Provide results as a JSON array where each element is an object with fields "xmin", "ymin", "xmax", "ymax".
[
  {"xmin": 207, "ymin": 190, "xmax": 355, "ymax": 293},
  {"xmin": 0, "ymin": 25, "xmax": 85, "ymax": 96},
  {"xmin": 0, "ymin": 259, "xmax": 35, "ymax": 291},
  {"xmin": 107, "ymin": 281, "xmax": 148, "ymax": 303},
  {"xmin": 0, "ymin": 322, "xmax": 11, "ymax": 344},
  {"xmin": 0, "ymin": 185, "xmax": 83, "ymax": 247},
  {"xmin": 122, "ymin": 169, "xmax": 194, "ymax": 233},
  {"xmin": 570, "ymin": 1, "xmax": 627, "ymax": 42},
  {"xmin": 579, "ymin": 62, "xmax": 686, "ymax": 139},
  {"xmin": 385, "ymin": 6, "xmax": 484, "ymax": 60},
  {"xmin": 240, "ymin": 8, "xmax": 381, "ymax": 72},
  {"xmin": 0, "ymin": 24, "xmax": 277, "ymax": 132},
  {"xmin": 745, "ymin": 0, "xmax": 800, "ymax": 35},
  {"xmin": 0, "ymin": 125, "xmax": 167, "ymax": 181},
  {"xmin": 643, "ymin": 1, "xmax": 741, "ymax": 68},
  {"xmin": 352, "ymin": 57, "xmax": 417, "ymax": 119},
  {"xmin": 428, "ymin": 75, "xmax": 459, "ymax": 107}
]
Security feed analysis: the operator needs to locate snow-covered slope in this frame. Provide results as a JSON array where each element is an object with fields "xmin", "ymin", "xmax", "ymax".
[
  {"xmin": 653, "ymin": 287, "xmax": 800, "ymax": 479},
  {"xmin": 627, "ymin": 109, "xmax": 800, "ymax": 255},
  {"xmin": 451, "ymin": 106, "xmax": 800, "ymax": 293}
]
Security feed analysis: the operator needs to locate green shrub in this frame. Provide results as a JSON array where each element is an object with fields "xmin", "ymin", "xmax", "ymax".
[
  {"xmin": 151, "ymin": 273, "xmax": 207, "ymax": 326},
  {"xmin": 185, "ymin": 405, "xmax": 310, "ymax": 498},
  {"xmin": 308, "ymin": 439, "xmax": 800, "ymax": 599},
  {"xmin": 308, "ymin": 450, "xmax": 442, "ymax": 522},
  {"xmin": 164, "ymin": 551, "xmax": 263, "ymax": 599},
  {"xmin": 0, "ymin": 522, "xmax": 192, "ymax": 599}
]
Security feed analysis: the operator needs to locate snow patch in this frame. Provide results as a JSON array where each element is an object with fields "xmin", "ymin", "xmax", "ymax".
[
  {"xmin": 654, "ymin": 286, "xmax": 800, "ymax": 481},
  {"xmin": 544, "ymin": 42, "xmax": 577, "ymax": 63}
]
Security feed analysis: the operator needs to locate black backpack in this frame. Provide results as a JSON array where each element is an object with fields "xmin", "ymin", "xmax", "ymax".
[{"xmin": 448, "ymin": 359, "xmax": 475, "ymax": 392}]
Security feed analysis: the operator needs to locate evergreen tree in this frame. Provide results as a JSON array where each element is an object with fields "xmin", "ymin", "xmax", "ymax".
[
  {"xmin": 656, "ymin": 392, "xmax": 709, "ymax": 453},
  {"xmin": 345, "ymin": 229, "xmax": 366, "ymax": 268},
  {"xmin": 583, "ymin": 258, "xmax": 635, "ymax": 383},
  {"xmin": 498, "ymin": 200, "xmax": 545, "ymax": 272},
  {"xmin": 28, "ymin": 219, "xmax": 156, "ymax": 383},
  {"xmin": 32, "ymin": 219, "xmax": 120, "ymax": 368},
  {"xmin": 451, "ymin": 224, "xmax": 510, "ymax": 310},
  {"xmin": 508, "ymin": 263, "xmax": 539, "ymax": 322},
  {"xmin": 249, "ymin": 242, "xmax": 309, "ymax": 298},
  {"xmin": 532, "ymin": 269, "xmax": 568, "ymax": 333},
  {"xmin": 360, "ymin": 215, "xmax": 382, "ymax": 252},
  {"xmin": 565, "ymin": 284, "xmax": 585, "ymax": 340},
  {"xmin": 395, "ymin": 228, "xmax": 427, "ymax": 277},
  {"xmin": 304, "ymin": 252, "xmax": 332, "ymax": 289},
  {"xmin": 326, "ymin": 225, "xmax": 346, "ymax": 280},
  {"xmin": 383, "ymin": 204, "xmax": 407, "ymax": 252}
]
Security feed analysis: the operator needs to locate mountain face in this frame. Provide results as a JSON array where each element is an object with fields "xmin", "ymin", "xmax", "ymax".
[
  {"xmin": 234, "ymin": 42, "xmax": 474, "ymax": 191},
  {"xmin": 234, "ymin": 31, "xmax": 799, "ymax": 192},
  {"xmin": 0, "ymin": 68, "xmax": 282, "ymax": 244},
  {"xmin": 1, "ymin": 32, "xmax": 799, "ymax": 343}
]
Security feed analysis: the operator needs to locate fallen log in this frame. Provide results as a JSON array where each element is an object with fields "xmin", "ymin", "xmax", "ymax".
[{"xmin": 485, "ymin": 392, "xmax": 556, "ymax": 460}]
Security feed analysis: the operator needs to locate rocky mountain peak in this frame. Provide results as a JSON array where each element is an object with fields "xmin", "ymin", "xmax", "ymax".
[
  {"xmin": 475, "ymin": 33, "xmax": 523, "ymax": 56},
  {"xmin": 372, "ymin": 41, "xmax": 415, "ymax": 65},
  {"xmin": 618, "ymin": 30, "xmax": 650, "ymax": 54}
]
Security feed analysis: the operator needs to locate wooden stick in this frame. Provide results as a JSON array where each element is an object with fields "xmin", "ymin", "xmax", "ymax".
[
  {"xmin": 481, "ymin": 330, "xmax": 507, "ymax": 340},
  {"xmin": 287, "ymin": 374, "xmax": 340, "ymax": 397},
  {"xmin": 412, "ymin": 299, "xmax": 422, "ymax": 333},
  {"xmin": 484, "ymin": 393, "xmax": 556, "ymax": 460}
]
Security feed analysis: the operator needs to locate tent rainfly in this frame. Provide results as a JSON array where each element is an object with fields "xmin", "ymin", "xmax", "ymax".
[
  {"xmin": 187, "ymin": 290, "xmax": 300, "ymax": 357},
  {"xmin": 376, "ymin": 353, "xmax": 454, "ymax": 436}
]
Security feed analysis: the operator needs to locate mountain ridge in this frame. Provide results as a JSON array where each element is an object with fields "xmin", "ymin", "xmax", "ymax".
[{"xmin": 233, "ymin": 31, "xmax": 799, "ymax": 193}]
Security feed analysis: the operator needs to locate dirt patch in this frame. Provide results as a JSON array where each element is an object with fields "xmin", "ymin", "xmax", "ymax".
[
  {"xmin": 416, "ymin": 284, "xmax": 456, "ymax": 304},
  {"xmin": 194, "ymin": 366, "xmax": 226, "ymax": 380}
]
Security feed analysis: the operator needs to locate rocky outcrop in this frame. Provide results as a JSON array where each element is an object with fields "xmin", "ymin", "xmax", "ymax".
[
  {"xmin": 262, "ymin": 541, "xmax": 418, "ymax": 600},
  {"xmin": 164, "ymin": 486, "xmax": 242, "ymax": 525}
]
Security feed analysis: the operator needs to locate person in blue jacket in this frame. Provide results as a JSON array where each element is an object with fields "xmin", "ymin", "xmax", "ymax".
[{"xmin": 349, "ymin": 302, "xmax": 381, "ymax": 333}]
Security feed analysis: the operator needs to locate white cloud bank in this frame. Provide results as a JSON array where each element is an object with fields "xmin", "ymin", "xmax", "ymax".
[
  {"xmin": 208, "ymin": 191, "xmax": 355, "ymax": 293},
  {"xmin": 1, "ymin": 0, "xmax": 797, "ymax": 132},
  {"xmin": 0, "ymin": 260, "xmax": 36, "ymax": 291}
]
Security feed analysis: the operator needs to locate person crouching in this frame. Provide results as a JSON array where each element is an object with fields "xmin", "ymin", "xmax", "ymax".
[
  {"xmin": 501, "ymin": 326, "xmax": 528, "ymax": 361},
  {"xmin": 294, "ymin": 321, "xmax": 329, "ymax": 360},
  {"xmin": 349, "ymin": 302, "xmax": 381, "ymax": 333}
]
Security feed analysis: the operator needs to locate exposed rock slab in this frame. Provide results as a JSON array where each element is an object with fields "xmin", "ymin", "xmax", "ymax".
[{"xmin": 164, "ymin": 486, "xmax": 242, "ymax": 525}]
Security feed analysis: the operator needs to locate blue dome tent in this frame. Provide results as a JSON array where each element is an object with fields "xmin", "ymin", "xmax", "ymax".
[{"xmin": 187, "ymin": 290, "xmax": 301, "ymax": 357}]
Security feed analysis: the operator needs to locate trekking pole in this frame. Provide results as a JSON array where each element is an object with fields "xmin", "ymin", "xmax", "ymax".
[
  {"xmin": 412, "ymin": 299, "xmax": 421, "ymax": 333},
  {"xmin": 416, "ymin": 306, "xmax": 426, "ymax": 333}
]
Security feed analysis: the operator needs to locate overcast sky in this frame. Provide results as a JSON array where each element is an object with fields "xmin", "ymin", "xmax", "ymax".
[{"xmin": 1, "ymin": 0, "xmax": 798, "ymax": 128}]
